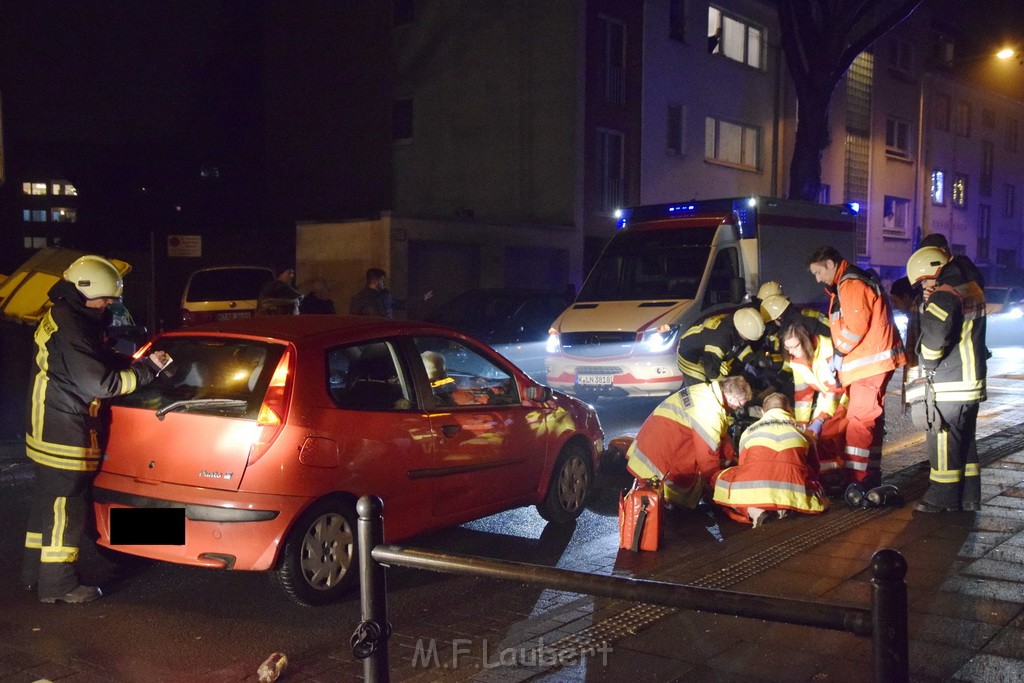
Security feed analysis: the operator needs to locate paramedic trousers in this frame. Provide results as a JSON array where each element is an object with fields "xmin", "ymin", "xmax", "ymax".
[
  {"xmin": 922, "ymin": 401, "xmax": 981, "ymax": 510},
  {"xmin": 842, "ymin": 370, "xmax": 894, "ymax": 489},
  {"xmin": 22, "ymin": 464, "xmax": 91, "ymax": 599}
]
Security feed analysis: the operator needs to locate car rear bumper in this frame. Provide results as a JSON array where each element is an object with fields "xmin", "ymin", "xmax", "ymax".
[{"xmin": 92, "ymin": 472, "xmax": 311, "ymax": 571}]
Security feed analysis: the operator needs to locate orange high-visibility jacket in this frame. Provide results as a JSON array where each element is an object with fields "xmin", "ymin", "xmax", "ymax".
[
  {"xmin": 626, "ymin": 382, "xmax": 734, "ymax": 507},
  {"xmin": 826, "ymin": 260, "xmax": 906, "ymax": 384},
  {"xmin": 789, "ymin": 334, "xmax": 843, "ymax": 425},
  {"xmin": 711, "ymin": 408, "xmax": 828, "ymax": 519}
]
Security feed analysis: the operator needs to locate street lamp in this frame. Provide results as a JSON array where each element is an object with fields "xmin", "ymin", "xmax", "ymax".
[{"xmin": 995, "ymin": 46, "xmax": 1023, "ymax": 65}]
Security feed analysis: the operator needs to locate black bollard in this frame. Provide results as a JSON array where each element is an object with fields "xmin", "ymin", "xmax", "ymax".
[
  {"xmin": 870, "ymin": 548, "xmax": 909, "ymax": 682},
  {"xmin": 357, "ymin": 495, "xmax": 390, "ymax": 683}
]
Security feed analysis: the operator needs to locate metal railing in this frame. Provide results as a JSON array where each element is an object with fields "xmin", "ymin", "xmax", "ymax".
[{"xmin": 351, "ymin": 495, "xmax": 908, "ymax": 683}]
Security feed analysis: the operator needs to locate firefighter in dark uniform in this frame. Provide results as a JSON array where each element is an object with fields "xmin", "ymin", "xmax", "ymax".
[
  {"xmin": 758, "ymin": 293, "xmax": 832, "ymax": 395},
  {"xmin": 676, "ymin": 307, "xmax": 765, "ymax": 387},
  {"xmin": 22, "ymin": 255, "xmax": 169, "ymax": 603},
  {"xmin": 906, "ymin": 246, "xmax": 987, "ymax": 512}
]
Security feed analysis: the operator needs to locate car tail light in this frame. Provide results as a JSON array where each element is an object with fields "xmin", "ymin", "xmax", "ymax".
[{"xmin": 247, "ymin": 349, "xmax": 294, "ymax": 466}]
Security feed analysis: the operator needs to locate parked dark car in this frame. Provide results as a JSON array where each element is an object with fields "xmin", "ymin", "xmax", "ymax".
[
  {"xmin": 427, "ymin": 289, "xmax": 569, "ymax": 379},
  {"xmin": 427, "ymin": 288, "xmax": 568, "ymax": 344}
]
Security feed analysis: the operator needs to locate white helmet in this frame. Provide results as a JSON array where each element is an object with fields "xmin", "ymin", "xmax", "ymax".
[
  {"xmin": 733, "ymin": 307, "xmax": 766, "ymax": 341},
  {"xmin": 759, "ymin": 294, "xmax": 791, "ymax": 323},
  {"xmin": 63, "ymin": 255, "xmax": 123, "ymax": 300},
  {"xmin": 906, "ymin": 246, "xmax": 950, "ymax": 284},
  {"xmin": 757, "ymin": 281, "xmax": 783, "ymax": 300}
]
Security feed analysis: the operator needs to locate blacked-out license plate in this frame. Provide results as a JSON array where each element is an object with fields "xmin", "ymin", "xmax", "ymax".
[{"xmin": 110, "ymin": 508, "xmax": 185, "ymax": 545}]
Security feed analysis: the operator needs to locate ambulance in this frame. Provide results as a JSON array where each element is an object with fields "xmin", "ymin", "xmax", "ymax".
[{"xmin": 545, "ymin": 196, "xmax": 858, "ymax": 400}]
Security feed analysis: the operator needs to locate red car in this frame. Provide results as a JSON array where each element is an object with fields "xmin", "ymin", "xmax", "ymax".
[{"xmin": 93, "ymin": 315, "xmax": 604, "ymax": 605}]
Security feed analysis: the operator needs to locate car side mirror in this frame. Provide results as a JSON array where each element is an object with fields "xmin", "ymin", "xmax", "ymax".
[{"xmin": 525, "ymin": 385, "xmax": 553, "ymax": 402}]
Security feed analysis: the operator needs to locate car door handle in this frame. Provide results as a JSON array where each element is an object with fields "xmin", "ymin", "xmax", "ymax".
[{"xmin": 441, "ymin": 424, "xmax": 461, "ymax": 438}]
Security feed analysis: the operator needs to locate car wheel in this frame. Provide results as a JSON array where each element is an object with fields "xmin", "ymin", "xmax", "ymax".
[
  {"xmin": 537, "ymin": 444, "xmax": 592, "ymax": 524},
  {"xmin": 272, "ymin": 498, "xmax": 358, "ymax": 606}
]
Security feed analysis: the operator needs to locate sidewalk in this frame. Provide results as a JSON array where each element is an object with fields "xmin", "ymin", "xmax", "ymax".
[{"xmin": 2, "ymin": 383, "xmax": 1024, "ymax": 681}]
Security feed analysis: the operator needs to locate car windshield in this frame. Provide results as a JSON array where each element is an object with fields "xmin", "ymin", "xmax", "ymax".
[
  {"xmin": 111, "ymin": 337, "xmax": 285, "ymax": 418},
  {"xmin": 186, "ymin": 269, "xmax": 273, "ymax": 302},
  {"xmin": 578, "ymin": 227, "xmax": 716, "ymax": 302}
]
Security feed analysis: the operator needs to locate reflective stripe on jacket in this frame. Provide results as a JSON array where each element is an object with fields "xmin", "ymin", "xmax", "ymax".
[
  {"xmin": 827, "ymin": 260, "xmax": 906, "ymax": 383},
  {"xmin": 677, "ymin": 313, "xmax": 754, "ymax": 384},
  {"xmin": 918, "ymin": 281, "xmax": 986, "ymax": 403},
  {"xmin": 789, "ymin": 335, "xmax": 843, "ymax": 424},
  {"xmin": 626, "ymin": 382, "xmax": 733, "ymax": 507},
  {"xmin": 27, "ymin": 280, "xmax": 154, "ymax": 472},
  {"xmin": 712, "ymin": 408, "xmax": 828, "ymax": 515}
]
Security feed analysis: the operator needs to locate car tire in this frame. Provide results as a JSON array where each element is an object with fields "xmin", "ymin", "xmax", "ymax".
[
  {"xmin": 272, "ymin": 498, "xmax": 358, "ymax": 606},
  {"xmin": 537, "ymin": 444, "xmax": 592, "ymax": 524}
]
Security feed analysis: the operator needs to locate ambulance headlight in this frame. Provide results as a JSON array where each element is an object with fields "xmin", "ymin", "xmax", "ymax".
[
  {"xmin": 639, "ymin": 325, "xmax": 679, "ymax": 353},
  {"xmin": 546, "ymin": 330, "xmax": 561, "ymax": 354}
]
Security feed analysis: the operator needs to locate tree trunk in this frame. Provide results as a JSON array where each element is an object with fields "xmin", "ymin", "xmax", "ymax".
[{"xmin": 787, "ymin": 90, "xmax": 832, "ymax": 202}]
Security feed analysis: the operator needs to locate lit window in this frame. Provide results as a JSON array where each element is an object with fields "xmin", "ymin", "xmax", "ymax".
[
  {"xmin": 23, "ymin": 182, "xmax": 47, "ymax": 196},
  {"xmin": 952, "ymin": 173, "xmax": 967, "ymax": 208},
  {"xmin": 24, "ymin": 236, "xmax": 48, "ymax": 249},
  {"xmin": 51, "ymin": 207, "xmax": 77, "ymax": 223},
  {"xmin": 64, "ymin": 183, "xmax": 77, "ymax": 196},
  {"xmin": 885, "ymin": 118, "xmax": 911, "ymax": 158},
  {"xmin": 705, "ymin": 116, "xmax": 760, "ymax": 170},
  {"xmin": 931, "ymin": 170, "xmax": 945, "ymax": 204},
  {"xmin": 708, "ymin": 6, "xmax": 764, "ymax": 69},
  {"xmin": 882, "ymin": 196, "xmax": 909, "ymax": 238},
  {"xmin": 22, "ymin": 209, "xmax": 47, "ymax": 222}
]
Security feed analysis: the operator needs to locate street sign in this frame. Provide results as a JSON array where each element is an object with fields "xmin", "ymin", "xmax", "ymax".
[{"xmin": 167, "ymin": 235, "xmax": 202, "ymax": 258}]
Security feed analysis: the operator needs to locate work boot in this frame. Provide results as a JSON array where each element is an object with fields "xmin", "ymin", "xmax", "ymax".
[
  {"xmin": 913, "ymin": 501, "xmax": 959, "ymax": 513},
  {"xmin": 39, "ymin": 585, "xmax": 102, "ymax": 604}
]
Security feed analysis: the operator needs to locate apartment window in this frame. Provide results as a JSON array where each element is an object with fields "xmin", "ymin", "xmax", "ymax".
[
  {"xmin": 818, "ymin": 184, "xmax": 831, "ymax": 205},
  {"xmin": 393, "ymin": 98, "xmax": 413, "ymax": 141},
  {"xmin": 955, "ymin": 100, "xmax": 972, "ymax": 137},
  {"xmin": 982, "ymin": 108, "xmax": 996, "ymax": 129},
  {"xmin": 597, "ymin": 129, "xmax": 625, "ymax": 214},
  {"xmin": 22, "ymin": 182, "xmax": 47, "ymax": 195},
  {"xmin": 888, "ymin": 40, "xmax": 912, "ymax": 74},
  {"xmin": 22, "ymin": 209, "xmax": 47, "ymax": 222},
  {"xmin": 669, "ymin": 0, "xmax": 686, "ymax": 42},
  {"xmin": 952, "ymin": 173, "xmax": 967, "ymax": 208},
  {"xmin": 934, "ymin": 94, "xmax": 951, "ymax": 132},
  {"xmin": 882, "ymin": 196, "xmax": 910, "ymax": 238},
  {"xmin": 393, "ymin": 0, "xmax": 414, "ymax": 26},
  {"xmin": 1005, "ymin": 184, "xmax": 1017, "ymax": 218},
  {"xmin": 600, "ymin": 16, "xmax": 626, "ymax": 106},
  {"xmin": 705, "ymin": 117, "xmax": 760, "ymax": 170},
  {"xmin": 885, "ymin": 118, "xmax": 911, "ymax": 159},
  {"xmin": 981, "ymin": 140, "xmax": 994, "ymax": 197},
  {"xmin": 667, "ymin": 104, "xmax": 686, "ymax": 155},
  {"xmin": 978, "ymin": 204, "xmax": 991, "ymax": 261},
  {"xmin": 707, "ymin": 6, "xmax": 764, "ymax": 69},
  {"xmin": 51, "ymin": 207, "xmax": 76, "ymax": 223},
  {"xmin": 931, "ymin": 170, "xmax": 946, "ymax": 205},
  {"xmin": 24, "ymin": 236, "xmax": 48, "ymax": 249},
  {"xmin": 1008, "ymin": 117, "xmax": 1020, "ymax": 152}
]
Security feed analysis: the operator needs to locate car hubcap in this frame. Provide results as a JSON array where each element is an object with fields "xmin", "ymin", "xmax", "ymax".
[
  {"xmin": 300, "ymin": 512, "xmax": 354, "ymax": 590},
  {"xmin": 558, "ymin": 456, "xmax": 589, "ymax": 512}
]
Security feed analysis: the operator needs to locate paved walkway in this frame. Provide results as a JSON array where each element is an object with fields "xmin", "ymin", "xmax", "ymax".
[{"xmin": 3, "ymin": 373, "xmax": 1024, "ymax": 681}]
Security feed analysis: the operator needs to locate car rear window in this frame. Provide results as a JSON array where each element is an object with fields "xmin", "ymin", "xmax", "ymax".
[
  {"xmin": 185, "ymin": 269, "xmax": 273, "ymax": 302},
  {"xmin": 111, "ymin": 337, "xmax": 286, "ymax": 419}
]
